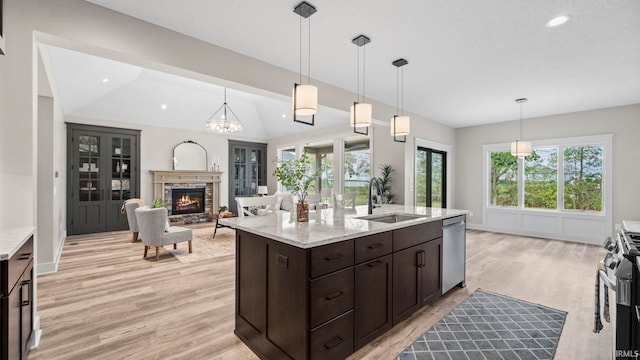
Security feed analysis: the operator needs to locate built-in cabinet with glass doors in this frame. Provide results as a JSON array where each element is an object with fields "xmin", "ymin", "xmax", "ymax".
[
  {"xmin": 67, "ymin": 123, "xmax": 140, "ymax": 235},
  {"xmin": 228, "ymin": 140, "xmax": 267, "ymax": 215}
]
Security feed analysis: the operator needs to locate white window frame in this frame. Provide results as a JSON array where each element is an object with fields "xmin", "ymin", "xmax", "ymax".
[{"xmin": 481, "ymin": 134, "xmax": 613, "ymax": 244}]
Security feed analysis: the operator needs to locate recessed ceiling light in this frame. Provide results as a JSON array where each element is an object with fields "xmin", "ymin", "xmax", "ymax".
[
  {"xmin": 102, "ymin": 78, "xmax": 109, "ymax": 83},
  {"xmin": 282, "ymin": 114, "xmax": 287, "ymax": 118},
  {"xmin": 160, "ymin": 104, "xmax": 168, "ymax": 110},
  {"xmin": 546, "ymin": 15, "xmax": 570, "ymax": 27}
]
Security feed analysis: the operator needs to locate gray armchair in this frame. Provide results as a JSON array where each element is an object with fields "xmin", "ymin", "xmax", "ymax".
[
  {"xmin": 135, "ymin": 206, "xmax": 193, "ymax": 261},
  {"xmin": 124, "ymin": 200, "xmax": 143, "ymax": 243}
]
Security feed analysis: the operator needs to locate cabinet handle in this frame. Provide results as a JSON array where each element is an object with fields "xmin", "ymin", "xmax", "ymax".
[
  {"xmin": 324, "ymin": 336, "xmax": 344, "ymax": 350},
  {"xmin": 324, "ymin": 253, "xmax": 344, "ymax": 261},
  {"xmin": 324, "ymin": 290, "xmax": 345, "ymax": 301},
  {"xmin": 416, "ymin": 250, "xmax": 425, "ymax": 268},
  {"xmin": 367, "ymin": 243, "xmax": 383, "ymax": 250},
  {"xmin": 18, "ymin": 252, "xmax": 31, "ymax": 260},
  {"xmin": 636, "ymin": 305, "xmax": 640, "ymax": 323},
  {"xmin": 21, "ymin": 280, "xmax": 31, "ymax": 307},
  {"xmin": 367, "ymin": 260, "xmax": 383, "ymax": 268}
]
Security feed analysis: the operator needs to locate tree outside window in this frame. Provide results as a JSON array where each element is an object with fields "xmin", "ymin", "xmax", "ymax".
[{"xmin": 524, "ymin": 148, "xmax": 557, "ymax": 209}]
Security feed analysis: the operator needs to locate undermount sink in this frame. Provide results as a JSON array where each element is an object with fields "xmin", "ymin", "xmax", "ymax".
[{"xmin": 357, "ymin": 213, "xmax": 426, "ymax": 223}]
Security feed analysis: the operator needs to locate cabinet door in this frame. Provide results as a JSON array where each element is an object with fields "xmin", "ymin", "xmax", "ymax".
[
  {"xmin": 8, "ymin": 283, "xmax": 21, "ymax": 360},
  {"xmin": 20, "ymin": 266, "xmax": 33, "ymax": 359},
  {"xmin": 354, "ymin": 254, "xmax": 392, "ymax": 350},
  {"xmin": 420, "ymin": 237, "xmax": 442, "ymax": 305},
  {"xmin": 106, "ymin": 135, "xmax": 137, "ymax": 230},
  {"xmin": 392, "ymin": 244, "xmax": 421, "ymax": 325},
  {"xmin": 71, "ymin": 131, "xmax": 108, "ymax": 234}
]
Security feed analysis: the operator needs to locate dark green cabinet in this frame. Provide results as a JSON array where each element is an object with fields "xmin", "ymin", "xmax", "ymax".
[{"xmin": 67, "ymin": 123, "xmax": 140, "ymax": 235}]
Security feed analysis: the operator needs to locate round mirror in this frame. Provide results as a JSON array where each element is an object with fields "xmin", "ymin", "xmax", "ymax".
[{"xmin": 173, "ymin": 140, "xmax": 207, "ymax": 171}]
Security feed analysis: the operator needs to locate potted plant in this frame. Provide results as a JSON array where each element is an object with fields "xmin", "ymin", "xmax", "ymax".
[
  {"xmin": 379, "ymin": 164, "xmax": 395, "ymax": 204},
  {"xmin": 273, "ymin": 152, "xmax": 322, "ymax": 222}
]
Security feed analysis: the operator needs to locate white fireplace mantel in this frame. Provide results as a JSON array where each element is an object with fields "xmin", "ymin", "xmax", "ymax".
[{"xmin": 150, "ymin": 170, "xmax": 223, "ymax": 217}]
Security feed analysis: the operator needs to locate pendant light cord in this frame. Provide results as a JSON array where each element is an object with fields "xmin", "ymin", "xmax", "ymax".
[
  {"xmin": 519, "ymin": 101, "xmax": 523, "ymax": 141},
  {"xmin": 356, "ymin": 45, "xmax": 360, "ymax": 103},
  {"xmin": 308, "ymin": 17, "xmax": 311, "ymax": 84},
  {"xmin": 396, "ymin": 67, "xmax": 399, "ymax": 115},
  {"xmin": 362, "ymin": 44, "xmax": 366, "ymax": 103},
  {"xmin": 299, "ymin": 17, "xmax": 302, "ymax": 84}
]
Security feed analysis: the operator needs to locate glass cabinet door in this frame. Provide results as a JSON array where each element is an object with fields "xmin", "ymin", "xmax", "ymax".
[
  {"xmin": 110, "ymin": 136, "xmax": 132, "ymax": 201},
  {"xmin": 77, "ymin": 135, "xmax": 102, "ymax": 202},
  {"xmin": 234, "ymin": 147, "xmax": 247, "ymax": 196}
]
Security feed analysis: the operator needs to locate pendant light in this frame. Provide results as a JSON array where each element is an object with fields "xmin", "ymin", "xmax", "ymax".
[
  {"xmin": 510, "ymin": 98, "xmax": 532, "ymax": 157},
  {"xmin": 205, "ymin": 88, "xmax": 243, "ymax": 134},
  {"xmin": 292, "ymin": 1, "xmax": 318, "ymax": 126},
  {"xmin": 391, "ymin": 58, "xmax": 410, "ymax": 142},
  {"xmin": 350, "ymin": 34, "xmax": 372, "ymax": 135}
]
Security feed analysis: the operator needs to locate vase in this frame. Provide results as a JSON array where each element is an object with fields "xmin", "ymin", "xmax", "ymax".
[{"xmin": 296, "ymin": 202, "xmax": 309, "ymax": 222}]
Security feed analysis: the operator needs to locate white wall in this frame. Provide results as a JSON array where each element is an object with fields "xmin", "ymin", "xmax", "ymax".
[{"xmin": 455, "ymin": 103, "xmax": 640, "ymax": 235}]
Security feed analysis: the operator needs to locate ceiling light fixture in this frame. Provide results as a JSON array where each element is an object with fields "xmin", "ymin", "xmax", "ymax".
[
  {"xmin": 292, "ymin": 1, "xmax": 318, "ymax": 126},
  {"xmin": 546, "ymin": 15, "xmax": 570, "ymax": 27},
  {"xmin": 351, "ymin": 34, "xmax": 372, "ymax": 135},
  {"xmin": 205, "ymin": 88, "xmax": 243, "ymax": 134},
  {"xmin": 160, "ymin": 104, "xmax": 167, "ymax": 110},
  {"xmin": 510, "ymin": 98, "xmax": 532, "ymax": 158},
  {"xmin": 102, "ymin": 78, "xmax": 109, "ymax": 83},
  {"xmin": 391, "ymin": 58, "xmax": 410, "ymax": 143}
]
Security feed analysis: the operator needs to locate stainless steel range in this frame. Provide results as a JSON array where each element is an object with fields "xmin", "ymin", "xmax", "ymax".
[{"xmin": 601, "ymin": 220, "xmax": 640, "ymax": 359}]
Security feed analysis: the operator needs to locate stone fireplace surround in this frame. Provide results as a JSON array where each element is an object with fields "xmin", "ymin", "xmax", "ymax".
[{"xmin": 151, "ymin": 170, "xmax": 222, "ymax": 223}]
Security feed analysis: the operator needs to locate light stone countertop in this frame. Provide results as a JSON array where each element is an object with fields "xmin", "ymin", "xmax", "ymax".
[
  {"xmin": 219, "ymin": 204, "xmax": 468, "ymax": 249},
  {"xmin": 0, "ymin": 226, "xmax": 35, "ymax": 260}
]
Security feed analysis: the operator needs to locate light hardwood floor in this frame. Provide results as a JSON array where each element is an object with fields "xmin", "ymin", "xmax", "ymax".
[{"xmin": 30, "ymin": 226, "xmax": 612, "ymax": 360}]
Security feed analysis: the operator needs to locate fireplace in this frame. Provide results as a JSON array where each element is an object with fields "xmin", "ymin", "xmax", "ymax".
[{"xmin": 171, "ymin": 188, "xmax": 205, "ymax": 215}]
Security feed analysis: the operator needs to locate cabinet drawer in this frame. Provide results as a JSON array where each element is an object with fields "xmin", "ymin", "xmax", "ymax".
[
  {"xmin": 310, "ymin": 267, "xmax": 354, "ymax": 329},
  {"xmin": 354, "ymin": 232, "xmax": 392, "ymax": 264},
  {"xmin": 310, "ymin": 310, "xmax": 354, "ymax": 360},
  {"xmin": 7, "ymin": 236, "xmax": 33, "ymax": 294},
  {"xmin": 393, "ymin": 221, "xmax": 442, "ymax": 252},
  {"xmin": 310, "ymin": 241, "xmax": 354, "ymax": 278}
]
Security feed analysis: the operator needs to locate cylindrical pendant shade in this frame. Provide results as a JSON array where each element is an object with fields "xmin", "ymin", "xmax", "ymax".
[
  {"xmin": 293, "ymin": 84, "xmax": 318, "ymax": 116},
  {"xmin": 510, "ymin": 140, "xmax": 532, "ymax": 157},
  {"xmin": 350, "ymin": 102, "xmax": 372, "ymax": 127},
  {"xmin": 390, "ymin": 115, "xmax": 410, "ymax": 136}
]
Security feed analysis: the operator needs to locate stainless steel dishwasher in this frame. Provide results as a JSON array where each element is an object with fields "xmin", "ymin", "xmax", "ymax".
[{"xmin": 442, "ymin": 215, "xmax": 466, "ymax": 294}]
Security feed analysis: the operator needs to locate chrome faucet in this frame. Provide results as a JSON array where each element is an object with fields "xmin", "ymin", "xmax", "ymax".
[{"xmin": 368, "ymin": 177, "xmax": 382, "ymax": 214}]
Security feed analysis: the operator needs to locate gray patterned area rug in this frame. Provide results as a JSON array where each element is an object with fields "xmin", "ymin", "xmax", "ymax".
[{"xmin": 396, "ymin": 290, "xmax": 567, "ymax": 360}]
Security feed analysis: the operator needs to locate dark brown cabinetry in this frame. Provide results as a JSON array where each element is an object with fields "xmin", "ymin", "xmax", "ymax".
[
  {"xmin": 67, "ymin": 123, "xmax": 140, "ymax": 235},
  {"xmin": 235, "ymin": 220, "xmax": 445, "ymax": 360},
  {"xmin": 392, "ymin": 222, "xmax": 443, "ymax": 325},
  {"xmin": 1, "ymin": 236, "xmax": 34, "ymax": 360}
]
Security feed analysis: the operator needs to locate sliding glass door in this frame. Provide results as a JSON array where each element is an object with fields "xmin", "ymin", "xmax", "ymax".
[{"xmin": 416, "ymin": 147, "xmax": 446, "ymax": 208}]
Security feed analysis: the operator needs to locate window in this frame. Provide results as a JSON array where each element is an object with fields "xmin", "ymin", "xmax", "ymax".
[
  {"xmin": 416, "ymin": 147, "xmax": 447, "ymax": 208},
  {"xmin": 489, "ymin": 151, "xmax": 518, "ymax": 207},
  {"xmin": 344, "ymin": 137, "xmax": 370, "ymax": 205},
  {"xmin": 304, "ymin": 142, "xmax": 333, "ymax": 194},
  {"xmin": 487, "ymin": 139, "xmax": 606, "ymax": 213},
  {"xmin": 564, "ymin": 145, "xmax": 603, "ymax": 212},
  {"xmin": 524, "ymin": 148, "xmax": 557, "ymax": 209}
]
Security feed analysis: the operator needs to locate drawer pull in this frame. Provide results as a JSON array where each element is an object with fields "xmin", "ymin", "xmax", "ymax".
[
  {"xmin": 367, "ymin": 243, "xmax": 383, "ymax": 250},
  {"xmin": 324, "ymin": 253, "xmax": 344, "ymax": 261},
  {"xmin": 324, "ymin": 336, "xmax": 344, "ymax": 350},
  {"xmin": 367, "ymin": 260, "xmax": 383, "ymax": 268},
  {"xmin": 324, "ymin": 290, "xmax": 345, "ymax": 301},
  {"xmin": 18, "ymin": 253, "xmax": 31, "ymax": 260}
]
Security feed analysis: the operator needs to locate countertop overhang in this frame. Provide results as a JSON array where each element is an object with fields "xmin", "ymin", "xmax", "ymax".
[
  {"xmin": 0, "ymin": 226, "xmax": 36, "ymax": 260},
  {"xmin": 219, "ymin": 205, "xmax": 468, "ymax": 248}
]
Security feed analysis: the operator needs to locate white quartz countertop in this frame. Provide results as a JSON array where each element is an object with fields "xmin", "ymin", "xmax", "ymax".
[
  {"xmin": 0, "ymin": 226, "xmax": 35, "ymax": 260},
  {"xmin": 219, "ymin": 205, "xmax": 468, "ymax": 249}
]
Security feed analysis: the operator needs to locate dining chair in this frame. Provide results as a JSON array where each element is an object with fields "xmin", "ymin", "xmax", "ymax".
[
  {"xmin": 320, "ymin": 188, "xmax": 333, "ymax": 207},
  {"xmin": 333, "ymin": 192, "xmax": 357, "ymax": 209},
  {"xmin": 236, "ymin": 196, "xmax": 279, "ymax": 217},
  {"xmin": 305, "ymin": 193, "xmax": 322, "ymax": 210}
]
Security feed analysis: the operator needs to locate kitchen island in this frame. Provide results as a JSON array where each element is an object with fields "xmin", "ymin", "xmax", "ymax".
[{"xmin": 219, "ymin": 205, "xmax": 467, "ymax": 360}]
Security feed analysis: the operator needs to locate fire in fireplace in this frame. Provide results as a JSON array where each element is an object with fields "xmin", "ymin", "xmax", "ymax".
[{"xmin": 171, "ymin": 188, "xmax": 205, "ymax": 215}]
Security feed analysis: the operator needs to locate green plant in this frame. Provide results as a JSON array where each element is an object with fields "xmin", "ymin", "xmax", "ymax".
[
  {"xmin": 219, "ymin": 205, "xmax": 228, "ymax": 213},
  {"xmin": 152, "ymin": 198, "xmax": 170, "ymax": 208},
  {"xmin": 379, "ymin": 164, "xmax": 395, "ymax": 204},
  {"xmin": 273, "ymin": 152, "xmax": 322, "ymax": 204}
]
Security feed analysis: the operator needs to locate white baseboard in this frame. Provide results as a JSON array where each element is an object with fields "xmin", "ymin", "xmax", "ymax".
[
  {"xmin": 30, "ymin": 314, "xmax": 42, "ymax": 349},
  {"xmin": 37, "ymin": 230, "xmax": 66, "ymax": 275}
]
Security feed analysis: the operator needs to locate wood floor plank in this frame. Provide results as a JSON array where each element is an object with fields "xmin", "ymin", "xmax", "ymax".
[{"xmin": 30, "ymin": 227, "xmax": 612, "ymax": 359}]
